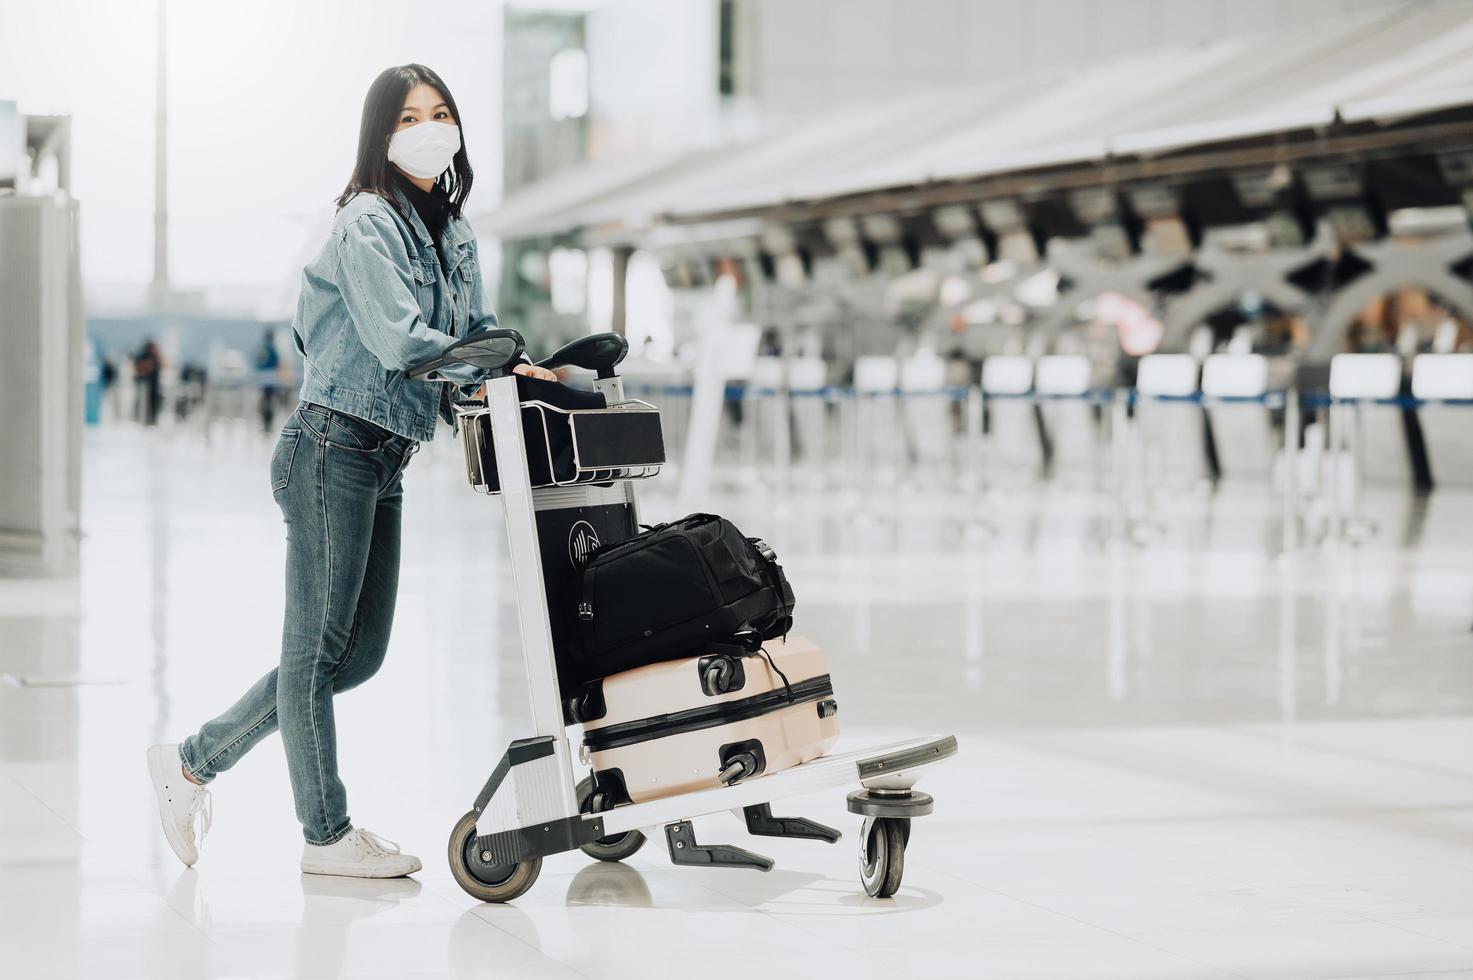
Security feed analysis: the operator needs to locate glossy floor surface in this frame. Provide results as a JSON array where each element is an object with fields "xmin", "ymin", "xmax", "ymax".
[{"xmin": 3, "ymin": 423, "xmax": 1473, "ymax": 979}]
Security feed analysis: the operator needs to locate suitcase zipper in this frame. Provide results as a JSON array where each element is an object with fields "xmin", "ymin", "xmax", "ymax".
[{"xmin": 581, "ymin": 674, "xmax": 834, "ymax": 753}]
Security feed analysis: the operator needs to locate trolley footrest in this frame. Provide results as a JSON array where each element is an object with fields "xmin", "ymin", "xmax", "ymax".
[
  {"xmin": 665, "ymin": 820, "xmax": 774, "ymax": 871},
  {"xmin": 743, "ymin": 803, "xmax": 841, "ymax": 843}
]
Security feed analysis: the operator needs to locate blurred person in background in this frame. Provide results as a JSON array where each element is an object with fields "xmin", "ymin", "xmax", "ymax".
[
  {"xmin": 1348, "ymin": 293, "xmax": 1398, "ymax": 354},
  {"xmin": 758, "ymin": 326, "xmax": 782, "ymax": 357},
  {"xmin": 133, "ymin": 338, "xmax": 163, "ymax": 426},
  {"xmin": 144, "ymin": 63, "xmax": 556, "ymax": 881},
  {"xmin": 1256, "ymin": 312, "xmax": 1308, "ymax": 391},
  {"xmin": 99, "ymin": 352, "xmax": 119, "ymax": 422},
  {"xmin": 944, "ymin": 347, "xmax": 971, "ymax": 434},
  {"xmin": 176, "ymin": 363, "xmax": 208, "ymax": 421},
  {"xmin": 255, "ymin": 328, "xmax": 282, "ymax": 433}
]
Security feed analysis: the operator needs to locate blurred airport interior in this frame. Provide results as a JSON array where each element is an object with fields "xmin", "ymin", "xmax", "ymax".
[
  {"xmin": 5, "ymin": 1, "xmax": 1473, "ymax": 978},
  {"xmin": 8, "ymin": 1, "xmax": 1473, "ymax": 569}
]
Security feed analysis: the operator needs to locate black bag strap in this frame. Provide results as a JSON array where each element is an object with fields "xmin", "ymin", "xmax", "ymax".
[
  {"xmin": 578, "ymin": 569, "xmax": 596, "ymax": 622},
  {"xmin": 754, "ymin": 644, "xmax": 794, "ymax": 703},
  {"xmin": 714, "ymin": 630, "xmax": 794, "ymax": 704},
  {"xmin": 707, "ymin": 631, "xmax": 764, "ymax": 657},
  {"xmin": 746, "ymin": 537, "xmax": 795, "ymax": 639}
]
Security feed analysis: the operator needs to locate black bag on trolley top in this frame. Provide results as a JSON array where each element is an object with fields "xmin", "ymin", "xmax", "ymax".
[
  {"xmin": 572, "ymin": 513, "xmax": 796, "ymax": 685},
  {"xmin": 461, "ymin": 375, "xmax": 607, "ymax": 491}
]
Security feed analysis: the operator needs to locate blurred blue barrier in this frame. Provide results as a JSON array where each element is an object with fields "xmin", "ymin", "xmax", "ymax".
[{"xmin": 1302, "ymin": 393, "xmax": 1473, "ymax": 409}]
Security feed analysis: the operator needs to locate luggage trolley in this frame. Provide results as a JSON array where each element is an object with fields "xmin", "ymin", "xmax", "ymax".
[{"xmin": 407, "ymin": 329, "xmax": 957, "ymax": 903}]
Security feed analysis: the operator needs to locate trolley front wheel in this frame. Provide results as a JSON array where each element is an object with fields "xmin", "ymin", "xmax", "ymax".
[
  {"xmin": 858, "ymin": 816, "xmax": 907, "ymax": 898},
  {"xmin": 448, "ymin": 810, "xmax": 541, "ymax": 903}
]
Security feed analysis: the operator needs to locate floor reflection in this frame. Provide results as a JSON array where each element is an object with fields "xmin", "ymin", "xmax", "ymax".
[
  {"xmin": 291, "ymin": 875, "xmax": 424, "ymax": 977},
  {"xmin": 565, "ymin": 861, "xmax": 654, "ymax": 908},
  {"xmin": 1, "ymin": 425, "xmax": 1471, "ymax": 979}
]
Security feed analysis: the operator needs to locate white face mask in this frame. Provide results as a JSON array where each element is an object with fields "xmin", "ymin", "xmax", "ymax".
[{"xmin": 387, "ymin": 121, "xmax": 461, "ymax": 180}]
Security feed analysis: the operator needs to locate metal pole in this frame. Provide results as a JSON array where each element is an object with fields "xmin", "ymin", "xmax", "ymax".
[
  {"xmin": 851, "ymin": 391, "xmax": 867, "ymax": 513},
  {"xmin": 1282, "ymin": 389, "xmax": 1299, "ymax": 553},
  {"xmin": 1326, "ymin": 400, "xmax": 1342, "ymax": 544},
  {"xmin": 1350, "ymin": 399, "xmax": 1367, "ymax": 535},
  {"xmin": 740, "ymin": 385, "xmax": 757, "ymax": 482},
  {"xmin": 773, "ymin": 385, "xmax": 791, "ymax": 495},
  {"xmin": 966, "ymin": 386, "xmax": 983, "ymax": 493},
  {"xmin": 151, "ymin": 0, "xmax": 170, "ymax": 308},
  {"xmin": 1110, "ymin": 388, "xmax": 1130, "ymax": 544},
  {"xmin": 1277, "ymin": 549, "xmax": 1298, "ymax": 722},
  {"xmin": 809, "ymin": 390, "xmax": 827, "ymax": 491},
  {"xmin": 967, "ymin": 386, "xmax": 998, "ymax": 537},
  {"xmin": 610, "ymin": 246, "xmax": 631, "ymax": 337},
  {"xmin": 482, "ymin": 373, "xmax": 579, "ymax": 827}
]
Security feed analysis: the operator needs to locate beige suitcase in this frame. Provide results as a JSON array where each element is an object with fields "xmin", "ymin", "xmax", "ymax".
[{"xmin": 572, "ymin": 636, "xmax": 839, "ymax": 805}]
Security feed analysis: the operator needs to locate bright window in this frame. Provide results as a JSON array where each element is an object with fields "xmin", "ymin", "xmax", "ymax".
[
  {"xmin": 548, "ymin": 48, "xmax": 588, "ymax": 121},
  {"xmin": 548, "ymin": 247, "xmax": 587, "ymax": 315}
]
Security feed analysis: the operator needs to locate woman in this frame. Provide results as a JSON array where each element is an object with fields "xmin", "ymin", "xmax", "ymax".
[{"xmin": 145, "ymin": 64, "xmax": 555, "ymax": 879}]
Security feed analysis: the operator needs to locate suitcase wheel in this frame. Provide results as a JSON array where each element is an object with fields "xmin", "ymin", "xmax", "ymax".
[
  {"xmin": 858, "ymin": 816, "xmax": 908, "ymax": 899},
  {"xmin": 576, "ymin": 777, "xmax": 647, "ymax": 863},
  {"xmin": 717, "ymin": 740, "xmax": 767, "ymax": 784},
  {"xmin": 699, "ymin": 655, "xmax": 745, "ymax": 696}
]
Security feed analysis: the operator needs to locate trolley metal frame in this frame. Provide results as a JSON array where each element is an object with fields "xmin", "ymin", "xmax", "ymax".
[{"xmin": 409, "ymin": 329, "xmax": 956, "ymax": 901}]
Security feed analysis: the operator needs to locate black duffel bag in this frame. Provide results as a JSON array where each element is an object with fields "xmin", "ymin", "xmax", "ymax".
[{"xmin": 572, "ymin": 513, "xmax": 795, "ymax": 684}]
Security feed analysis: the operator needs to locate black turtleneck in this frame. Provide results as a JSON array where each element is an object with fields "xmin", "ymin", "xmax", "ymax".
[{"xmin": 394, "ymin": 171, "xmax": 452, "ymax": 266}]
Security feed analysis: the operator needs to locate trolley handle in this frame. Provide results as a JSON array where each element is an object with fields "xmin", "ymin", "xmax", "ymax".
[
  {"xmin": 535, "ymin": 332, "xmax": 628, "ymax": 380},
  {"xmin": 405, "ymin": 328, "xmax": 526, "ymax": 382}
]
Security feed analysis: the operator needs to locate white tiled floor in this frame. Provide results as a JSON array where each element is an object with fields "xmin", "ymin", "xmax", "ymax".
[{"xmin": 3, "ymin": 423, "xmax": 1473, "ymax": 979}]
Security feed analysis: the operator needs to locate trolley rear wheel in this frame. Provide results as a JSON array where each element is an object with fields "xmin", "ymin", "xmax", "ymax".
[
  {"xmin": 576, "ymin": 777, "xmax": 646, "ymax": 863},
  {"xmin": 447, "ymin": 810, "xmax": 541, "ymax": 903}
]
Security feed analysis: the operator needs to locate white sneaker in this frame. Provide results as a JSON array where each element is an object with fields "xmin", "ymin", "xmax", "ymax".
[
  {"xmin": 301, "ymin": 828, "xmax": 422, "ymax": 879},
  {"xmin": 146, "ymin": 744, "xmax": 212, "ymax": 868}
]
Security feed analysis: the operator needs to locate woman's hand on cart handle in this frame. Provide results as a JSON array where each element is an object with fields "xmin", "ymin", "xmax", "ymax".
[
  {"xmin": 512, "ymin": 363, "xmax": 558, "ymax": 382},
  {"xmin": 471, "ymin": 363, "xmax": 557, "ymax": 400}
]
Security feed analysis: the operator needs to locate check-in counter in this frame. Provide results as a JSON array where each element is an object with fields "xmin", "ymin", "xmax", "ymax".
[
  {"xmin": 1201, "ymin": 353, "xmax": 1278, "ymax": 480},
  {"xmin": 1328, "ymin": 353, "xmax": 1412, "ymax": 488},
  {"xmin": 786, "ymin": 357, "xmax": 829, "ymax": 472},
  {"xmin": 1035, "ymin": 354, "xmax": 1100, "ymax": 481},
  {"xmin": 900, "ymin": 352, "xmax": 952, "ymax": 469},
  {"xmin": 854, "ymin": 355, "xmax": 902, "ymax": 482},
  {"xmin": 1411, "ymin": 353, "xmax": 1473, "ymax": 489},
  {"xmin": 1135, "ymin": 354, "xmax": 1210, "ymax": 487},
  {"xmin": 748, "ymin": 355, "xmax": 786, "ymax": 474},
  {"xmin": 982, "ymin": 354, "xmax": 1043, "ymax": 475}
]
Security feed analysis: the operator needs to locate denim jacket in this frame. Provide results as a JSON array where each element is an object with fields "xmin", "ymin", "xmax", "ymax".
[{"xmin": 291, "ymin": 186, "xmax": 495, "ymax": 442}]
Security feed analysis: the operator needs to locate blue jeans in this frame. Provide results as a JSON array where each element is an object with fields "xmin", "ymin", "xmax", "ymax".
[{"xmin": 179, "ymin": 403, "xmax": 417, "ymax": 844}]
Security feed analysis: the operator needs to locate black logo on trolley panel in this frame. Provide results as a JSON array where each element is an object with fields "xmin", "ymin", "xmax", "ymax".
[{"xmin": 568, "ymin": 520, "xmax": 601, "ymax": 567}]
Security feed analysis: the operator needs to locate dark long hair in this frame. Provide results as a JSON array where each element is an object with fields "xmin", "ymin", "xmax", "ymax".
[{"xmin": 336, "ymin": 64, "xmax": 474, "ymax": 218}]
